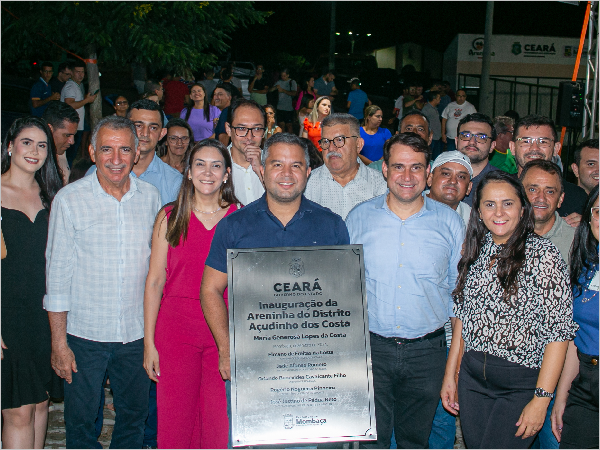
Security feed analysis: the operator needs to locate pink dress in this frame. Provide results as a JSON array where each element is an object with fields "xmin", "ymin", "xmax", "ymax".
[{"xmin": 155, "ymin": 204, "xmax": 237, "ymax": 449}]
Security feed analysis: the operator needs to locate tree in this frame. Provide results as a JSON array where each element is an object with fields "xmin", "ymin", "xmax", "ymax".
[{"xmin": 2, "ymin": 1, "xmax": 269, "ymax": 127}]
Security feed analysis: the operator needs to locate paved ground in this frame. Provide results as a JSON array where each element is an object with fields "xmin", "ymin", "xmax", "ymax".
[{"xmin": 44, "ymin": 390, "xmax": 465, "ymax": 449}]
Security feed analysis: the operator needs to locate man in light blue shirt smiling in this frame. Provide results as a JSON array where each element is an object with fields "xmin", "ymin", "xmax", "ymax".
[{"xmin": 346, "ymin": 132, "xmax": 465, "ymax": 449}]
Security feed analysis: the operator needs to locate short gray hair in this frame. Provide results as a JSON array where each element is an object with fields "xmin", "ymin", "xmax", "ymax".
[
  {"xmin": 91, "ymin": 116, "xmax": 139, "ymax": 152},
  {"xmin": 321, "ymin": 113, "xmax": 360, "ymax": 136},
  {"xmin": 261, "ymin": 133, "xmax": 310, "ymax": 168}
]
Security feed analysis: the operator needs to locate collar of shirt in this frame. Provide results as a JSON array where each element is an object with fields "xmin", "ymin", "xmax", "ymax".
[
  {"xmin": 320, "ymin": 158, "xmax": 369, "ymax": 185},
  {"xmin": 377, "ymin": 190, "xmax": 434, "ymax": 221},
  {"xmin": 139, "ymin": 152, "xmax": 162, "ymax": 175},
  {"xmin": 91, "ymin": 170, "xmax": 138, "ymax": 202},
  {"xmin": 38, "ymin": 77, "xmax": 49, "ymax": 86},
  {"xmin": 253, "ymin": 193, "xmax": 313, "ymax": 228}
]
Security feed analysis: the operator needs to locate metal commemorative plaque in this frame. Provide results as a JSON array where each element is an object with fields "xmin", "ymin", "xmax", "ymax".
[{"xmin": 227, "ymin": 245, "xmax": 376, "ymax": 447}]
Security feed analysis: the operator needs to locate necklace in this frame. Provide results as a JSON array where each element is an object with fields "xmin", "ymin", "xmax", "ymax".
[{"xmin": 192, "ymin": 206, "xmax": 222, "ymax": 215}]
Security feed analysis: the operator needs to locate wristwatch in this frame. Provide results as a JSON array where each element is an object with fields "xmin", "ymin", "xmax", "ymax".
[{"xmin": 534, "ymin": 387, "xmax": 554, "ymax": 399}]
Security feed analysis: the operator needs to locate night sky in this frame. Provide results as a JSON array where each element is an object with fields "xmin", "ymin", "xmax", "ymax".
[{"xmin": 229, "ymin": 2, "xmax": 589, "ymax": 63}]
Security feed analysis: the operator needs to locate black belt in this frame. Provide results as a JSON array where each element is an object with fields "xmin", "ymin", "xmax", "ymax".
[{"xmin": 370, "ymin": 327, "xmax": 445, "ymax": 345}]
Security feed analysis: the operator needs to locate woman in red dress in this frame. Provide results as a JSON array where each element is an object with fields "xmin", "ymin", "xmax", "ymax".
[{"xmin": 143, "ymin": 138, "xmax": 239, "ymax": 449}]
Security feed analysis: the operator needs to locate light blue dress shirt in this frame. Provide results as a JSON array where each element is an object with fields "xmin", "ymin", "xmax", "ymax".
[
  {"xmin": 44, "ymin": 173, "xmax": 162, "ymax": 343},
  {"xmin": 346, "ymin": 191, "xmax": 465, "ymax": 339},
  {"xmin": 86, "ymin": 153, "xmax": 182, "ymax": 205}
]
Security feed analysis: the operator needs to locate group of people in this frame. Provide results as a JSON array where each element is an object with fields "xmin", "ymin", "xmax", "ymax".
[{"xmin": 6, "ymin": 69, "xmax": 598, "ymax": 450}]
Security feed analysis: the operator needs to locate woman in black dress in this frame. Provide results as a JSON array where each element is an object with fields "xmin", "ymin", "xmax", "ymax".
[{"xmin": 1, "ymin": 117, "xmax": 63, "ymax": 448}]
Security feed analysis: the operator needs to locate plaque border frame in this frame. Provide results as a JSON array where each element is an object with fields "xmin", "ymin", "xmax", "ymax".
[{"xmin": 227, "ymin": 245, "xmax": 376, "ymax": 447}]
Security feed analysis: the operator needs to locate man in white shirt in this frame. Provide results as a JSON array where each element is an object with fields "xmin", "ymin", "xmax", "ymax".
[
  {"xmin": 441, "ymin": 89, "xmax": 476, "ymax": 152},
  {"xmin": 60, "ymin": 61, "xmax": 97, "ymax": 166},
  {"xmin": 304, "ymin": 113, "xmax": 387, "ymax": 219},
  {"xmin": 225, "ymin": 98, "xmax": 266, "ymax": 205},
  {"xmin": 45, "ymin": 116, "xmax": 161, "ymax": 448}
]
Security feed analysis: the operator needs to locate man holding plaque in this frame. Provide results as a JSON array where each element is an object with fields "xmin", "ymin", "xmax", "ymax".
[
  {"xmin": 346, "ymin": 132, "xmax": 465, "ymax": 449},
  {"xmin": 201, "ymin": 132, "xmax": 350, "ymax": 381}
]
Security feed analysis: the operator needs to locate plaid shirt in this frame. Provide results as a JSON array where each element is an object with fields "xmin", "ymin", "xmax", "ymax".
[{"xmin": 44, "ymin": 173, "xmax": 161, "ymax": 343}]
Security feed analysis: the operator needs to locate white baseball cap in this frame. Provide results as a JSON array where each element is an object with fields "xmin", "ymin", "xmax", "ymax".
[{"xmin": 430, "ymin": 151, "xmax": 473, "ymax": 178}]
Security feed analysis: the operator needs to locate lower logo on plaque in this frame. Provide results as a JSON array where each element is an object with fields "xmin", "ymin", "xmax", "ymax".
[{"xmin": 284, "ymin": 414, "xmax": 294, "ymax": 429}]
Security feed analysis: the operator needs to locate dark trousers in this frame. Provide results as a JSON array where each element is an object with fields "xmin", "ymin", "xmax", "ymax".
[
  {"xmin": 362, "ymin": 331, "xmax": 446, "ymax": 449},
  {"xmin": 458, "ymin": 350, "xmax": 540, "ymax": 449},
  {"xmin": 64, "ymin": 335, "xmax": 150, "ymax": 449},
  {"xmin": 560, "ymin": 351, "xmax": 599, "ymax": 449},
  {"xmin": 143, "ymin": 381, "xmax": 157, "ymax": 448}
]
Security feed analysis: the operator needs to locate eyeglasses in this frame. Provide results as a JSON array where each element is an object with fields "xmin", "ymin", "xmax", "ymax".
[
  {"xmin": 458, "ymin": 131, "xmax": 489, "ymax": 143},
  {"xmin": 318, "ymin": 135, "xmax": 358, "ymax": 150},
  {"xmin": 115, "ymin": 101, "xmax": 128, "ymax": 106},
  {"xmin": 168, "ymin": 136, "xmax": 190, "ymax": 144},
  {"xmin": 230, "ymin": 126, "xmax": 266, "ymax": 137},
  {"xmin": 592, "ymin": 206, "xmax": 599, "ymax": 221},
  {"xmin": 42, "ymin": 70, "xmax": 53, "ymax": 74},
  {"xmin": 515, "ymin": 137, "xmax": 554, "ymax": 149}
]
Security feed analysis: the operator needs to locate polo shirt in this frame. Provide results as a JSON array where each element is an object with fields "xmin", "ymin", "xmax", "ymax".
[
  {"xmin": 304, "ymin": 159, "xmax": 387, "ymax": 220},
  {"xmin": 30, "ymin": 77, "xmax": 53, "ymax": 117},
  {"xmin": 205, "ymin": 194, "xmax": 350, "ymax": 274},
  {"xmin": 227, "ymin": 144, "xmax": 265, "ymax": 206}
]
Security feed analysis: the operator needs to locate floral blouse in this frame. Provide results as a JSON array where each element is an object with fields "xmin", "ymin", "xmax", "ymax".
[{"xmin": 454, "ymin": 233, "xmax": 579, "ymax": 369}]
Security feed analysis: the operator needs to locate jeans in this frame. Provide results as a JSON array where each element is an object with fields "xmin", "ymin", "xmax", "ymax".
[
  {"xmin": 458, "ymin": 351, "xmax": 539, "ymax": 449},
  {"xmin": 428, "ymin": 348, "xmax": 456, "ymax": 449},
  {"xmin": 64, "ymin": 335, "xmax": 150, "ymax": 449},
  {"xmin": 362, "ymin": 331, "xmax": 446, "ymax": 449},
  {"xmin": 143, "ymin": 381, "xmax": 157, "ymax": 448}
]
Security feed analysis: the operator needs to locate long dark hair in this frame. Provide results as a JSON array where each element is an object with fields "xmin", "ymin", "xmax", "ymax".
[
  {"xmin": 165, "ymin": 139, "xmax": 239, "ymax": 247},
  {"xmin": 454, "ymin": 171, "xmax": 535, "ymax": 302},
  {"xmin": 1, "ymin": 116, "xmax": 63, "ymax": 210},
  {"xmin": 570, "ymin": 185, "xmax": 599, "ymax": 296},
  {"xmin": 184, "ymin": 83, "xmax": 210, "ymax": 122}
]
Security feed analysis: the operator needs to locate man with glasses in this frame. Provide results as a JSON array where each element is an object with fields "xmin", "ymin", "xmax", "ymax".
[
  {"xmin": 509, "ymin": 114, "xmax": 587, "ymax": 219},
  {"xmin": 441, "ymin": 89, "xmax": 477, "ymax": 152},
  {"xmin": 225, "ymin": 98, "xmax": 267, "ymax": 205},
  {"xmin": 30, "ymin": 61, "xmax": 61, "ymax": 117},
  {"xmin": 455, "ymin": 113, "xmax": 499, "ymax": 206},
  {"xmin": 49, "ymin": 62, "xmax": 73, "ymax": 97},
  {"xmin": 304, "ymin": 113, "xmax": 386, "ymax": 219}
]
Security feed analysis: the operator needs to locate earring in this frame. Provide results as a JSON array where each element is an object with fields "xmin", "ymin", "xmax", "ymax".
[
  {"xmin": 8, "ymin": 151, "xmax": 11, "ymax": 157},
  {"xmin": 224, "ymin": 179, "xmax": 227, "ymax": 184},
  {"xmin": 188, "ymin": 176, "xmax": 192, "ymax": 180}
]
